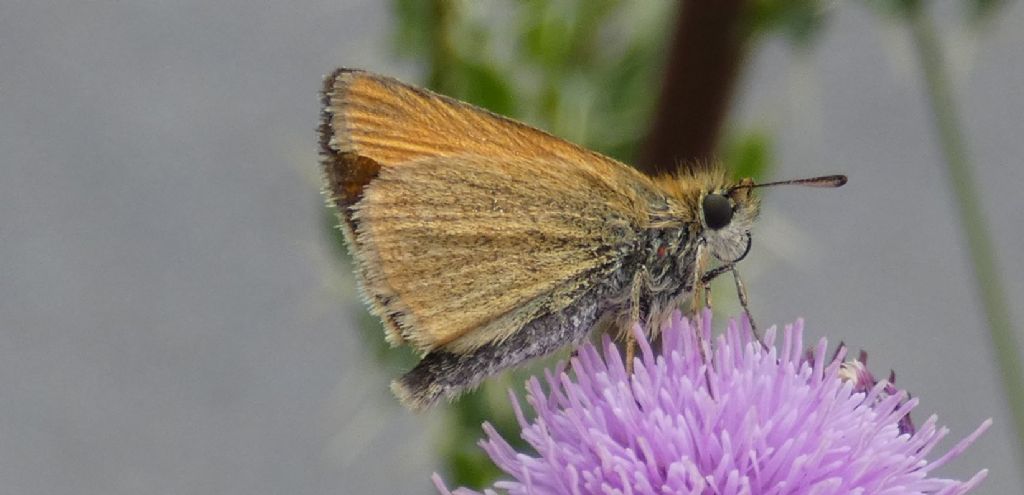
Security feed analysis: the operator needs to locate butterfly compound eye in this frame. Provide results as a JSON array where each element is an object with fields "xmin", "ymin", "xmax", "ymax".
[{"xmin": 702, "ymin": 193, "xmax": 733, "ymax": 230}]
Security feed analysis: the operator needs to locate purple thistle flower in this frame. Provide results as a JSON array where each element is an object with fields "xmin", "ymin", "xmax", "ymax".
[
  {"xmin": 434, "ymin": 310, "xmax": 990, "ymax": 495},
  {"xmin": 834, "ymin": 350, "xmax": 916, "ymax": 435}
]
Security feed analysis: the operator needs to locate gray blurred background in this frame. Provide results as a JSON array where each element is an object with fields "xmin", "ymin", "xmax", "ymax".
[{"xmin": 0, "ymin": 1, "xmax": 1021, "ymax": 494}]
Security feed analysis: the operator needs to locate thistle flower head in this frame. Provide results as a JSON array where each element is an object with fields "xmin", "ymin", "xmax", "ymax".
[{"xmin": 435, "ymin": 310, "xmax": 990, "ymax": 495}]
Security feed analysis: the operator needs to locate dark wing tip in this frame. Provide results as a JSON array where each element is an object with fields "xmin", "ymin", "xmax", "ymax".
[{"xmin": 318, "ymin": 68, "xmax": 358, "ymax": 156}]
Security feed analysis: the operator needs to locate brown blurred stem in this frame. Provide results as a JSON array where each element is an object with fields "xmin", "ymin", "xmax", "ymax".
[{"xmin": 637, "ymin": 0, "xmax": 751, "ymax": 175}]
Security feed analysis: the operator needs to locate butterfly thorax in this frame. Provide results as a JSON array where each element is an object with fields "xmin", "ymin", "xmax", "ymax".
[
  {"xmin": 605, "ymin": 169, "xmax": 762, "ymax": 332},
  {"xmin": 635, "ymin": 223, "xmax": 700, "ymax": 329}
]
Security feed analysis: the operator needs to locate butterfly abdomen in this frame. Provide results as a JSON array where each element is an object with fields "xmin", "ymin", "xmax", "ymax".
[{"xmin": 391, "ymin": 285, "xmax": 608, "ymax": 410}]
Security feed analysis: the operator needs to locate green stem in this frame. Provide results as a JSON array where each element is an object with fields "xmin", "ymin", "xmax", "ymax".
[
  {"xmin": 427, "ymin": 0, "xmax": 456, "ymax": 92},
  {"xmin": 908, "ymin": 4, "xmax": 1024, "ymax": 464}
]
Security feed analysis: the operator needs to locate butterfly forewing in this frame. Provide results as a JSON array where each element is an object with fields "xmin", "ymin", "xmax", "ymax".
[
  {"xmin": 354, "ymin": 154, "xmax": 654, "ymax": 353},
  {"xmin": 320, "ymin": 69, "xmax": 636, "ymax": 198},
  {"xmin": 319, "ymin": 69, "xmax": 662, "ymax": 354}
]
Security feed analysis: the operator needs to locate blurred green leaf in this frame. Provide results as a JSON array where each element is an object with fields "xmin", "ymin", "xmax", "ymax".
[
  {"xmin": 444, "ymin": 391, "xmax": 504, "ymax": 487},
  {"xmin": 967, "ymin": 0, "xmax": 1007, "ymax": 24},
  {"xmin": 747, "ymin": 0, "xmax": 828, "ymax": 46},
  {"xmin": 521, "ymin": 5, "xmax": 574, "ymax": 68},
  {"xmin": 721, "ymin": 129, "xmax": 773, "ymax": 182},
  {"xmin": 452, "ymin": 61, "xmax": 517, "ymax": 116},
  {"xmin": 589, "ymin": 45, "xmax": 662, "ymax": 161},
  {"xmin": 392, "ymin": 0, "xmax": 436, "ymax": 58},
  {"xmin": 864, "ymin": 0, "xmax": 921, "ymax": 19},
  {"xmin": 439, "ymin": 369, "xmax": 534, "ymax": 487}
]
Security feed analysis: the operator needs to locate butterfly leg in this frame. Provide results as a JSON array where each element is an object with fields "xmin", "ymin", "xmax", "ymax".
[
  {"xmin": 698, "ymin": 263, "xmax": 732, "ymax": 285},
  {"xmin": 730, "ymin": 266, "xmax": 766, "ymax": 350},
  {"xmin": 691, "ymin": 244, "xmax": 714, "ymax": 392},
  {"xmin": 702, "ymin": 270, "xmax": 714, "ymax": 308},
  {"xmin": 624, "ymin": 265, "xmax": 651, "ymax": 374},
  {"xmin": 625, "ymin": 335, "xmax": 636, "ymax": 374},
  {"xmin": 698, "ymin": 263, "xmax": 765, "ymax": 351}
]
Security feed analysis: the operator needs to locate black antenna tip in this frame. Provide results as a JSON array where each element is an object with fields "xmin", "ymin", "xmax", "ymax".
[
  {"xmin": 796, "ymin": 174, "xmax": 847, "ymax": 188},
  {"xmin": 828, "ymin": 175, "xmax": 848, "ymax": 187},
  {"xmin": 791, "ymin": 174, "xmax": 847, "ymax": 188},
  {"xmin": 740, "ymin": 174, "xmax": 849, "ymax": 190}
]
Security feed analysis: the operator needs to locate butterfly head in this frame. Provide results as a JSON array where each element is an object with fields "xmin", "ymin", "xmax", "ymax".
[
  {"xmin": 697, "ymin": 173, "xmax": 848, "ymax": 264},
  {"xmin": 699, "ymin": 178, "xmax": 759, "ymax": 264}
]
